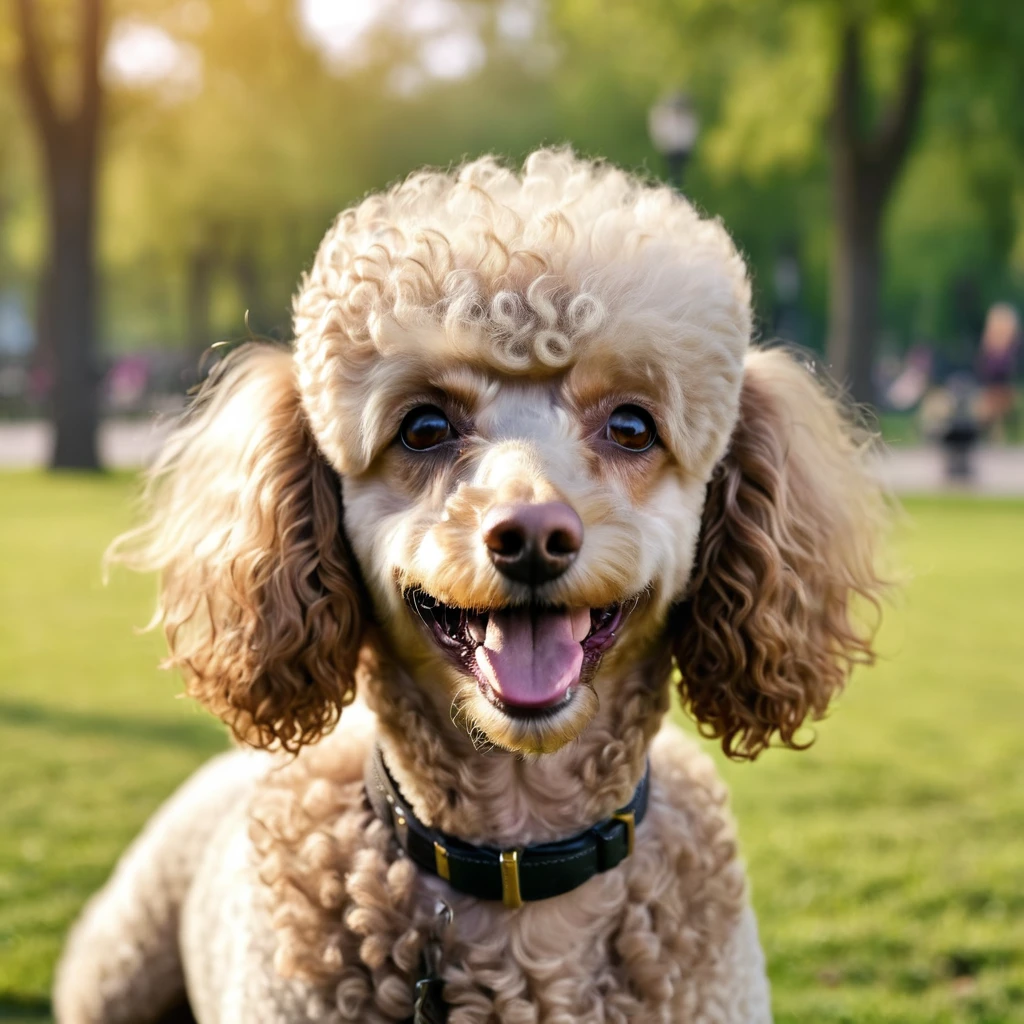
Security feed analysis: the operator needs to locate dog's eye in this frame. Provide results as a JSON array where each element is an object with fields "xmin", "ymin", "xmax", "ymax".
[
  {"xmin": 400, "ymin": 405, "xmax": 453, "ymax": 451},
  {"xmin": 606, "ymin": 405, "xmax": 657, "ymax": 451}
]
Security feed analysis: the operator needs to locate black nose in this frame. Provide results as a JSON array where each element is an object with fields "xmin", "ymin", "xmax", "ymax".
[{"xmin": 482, "ymin": 502, "xmax": 584, "ymax": 585}]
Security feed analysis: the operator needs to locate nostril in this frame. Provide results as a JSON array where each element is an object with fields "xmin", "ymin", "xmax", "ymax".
[
  {"xmin": 489, "ymin": 527, "xmax": 525, "ymax": 558},
  {"xmin": 545, "ymin": 529, "xmax": 578, "ymax": 557},
  {"xmin": 483, "ymin": 501, "xmax": 583, "ymax": 583}
]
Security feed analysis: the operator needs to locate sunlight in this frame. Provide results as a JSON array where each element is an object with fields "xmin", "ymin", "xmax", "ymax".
[
  {"xmin": 103, "ymin": 20, "xmax": 201, "ymax": 93},
  {"xmin": 300, "ymin": 0, "xmax": 485, "ymax": 82}
]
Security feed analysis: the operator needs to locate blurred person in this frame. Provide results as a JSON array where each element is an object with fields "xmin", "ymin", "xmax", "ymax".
[
  {"xmin": 977, "ymin": 303, "xmax": 1020, "ymax": 441},
  {"xmin": 104, "ymin": 355, "xmax": 150, "ymax": 414},
  {"xmin": 919, "ymin": 373, "xmax": 983, "ymax": 482},
  {"xmin": 885, "ymin": 344, "xmax": 934, "ymax": 413}
]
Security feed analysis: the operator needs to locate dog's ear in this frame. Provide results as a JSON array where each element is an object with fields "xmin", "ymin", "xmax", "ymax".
[
  {"xmin": 672, "ymin": 348, "xmax": 888, "ymax": 760},
  {"xmin": 109, "ymin": 344, "xmax": 364, "ymax": 751}
]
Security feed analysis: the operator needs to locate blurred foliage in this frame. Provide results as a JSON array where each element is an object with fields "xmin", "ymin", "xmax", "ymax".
[
  {"xmin": 1, "ymin": 0, "xmax": 1023, "ymax": 361},
  {"xmin": 556, "ymin": 0, "xmax": 1024, "ymax": 355}
]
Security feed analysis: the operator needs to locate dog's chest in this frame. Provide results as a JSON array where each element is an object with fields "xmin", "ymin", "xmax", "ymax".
[
  {"xmin": 253, "ymin": 732, "xmax": 750, "ymax": 1022},
  {"xmin": 260, "ymin": 810, "xmax": 746, "ymax": 1020}
]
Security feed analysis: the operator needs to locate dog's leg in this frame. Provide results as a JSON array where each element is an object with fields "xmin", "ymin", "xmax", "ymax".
[
  {"xmin": 53, "ymin": 750, "xmax": 268, "ymax": 1024},
  {"xmin": 717, "ymin": 904, "xmax": 773, "ymax": 1023},
  {"xmin": 179, "ymin": 816, "xmax": 337, "ymax": 1024}
]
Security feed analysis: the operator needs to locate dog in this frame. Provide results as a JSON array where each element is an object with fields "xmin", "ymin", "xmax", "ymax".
[{"xmin": 55, "ymin": 149, "xmax": 886, "ymax": 1023}]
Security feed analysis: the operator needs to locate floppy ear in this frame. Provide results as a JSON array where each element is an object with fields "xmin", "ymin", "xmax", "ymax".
[
  {"xmin": 109, "ymin": 344, "xmax": 364, "ymax": 751},
  {"xmin": 672, "ymin": 347, "xmax": 889, "ymax": 760}
]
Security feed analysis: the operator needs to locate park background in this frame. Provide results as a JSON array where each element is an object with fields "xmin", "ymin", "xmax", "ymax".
[{"xmin": 1, "ymin": 1, "xmax": 1023, "ymax": 1022}]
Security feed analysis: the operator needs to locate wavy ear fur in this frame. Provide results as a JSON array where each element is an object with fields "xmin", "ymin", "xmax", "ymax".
[
  {"xmin": 673, "ymin": 347, "xmax": 889, "ymax": 760},
  {"xmin": 109, "ymin": 344, "xmax": 364, "ymax": 751}
]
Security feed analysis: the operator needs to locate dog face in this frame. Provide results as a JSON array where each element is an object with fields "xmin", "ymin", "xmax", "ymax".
[
  {"xmin": 338, "ymin": 338, "xmax": 741, "ymax": 754},
  {"xmin": 294, "ymin": 152, "xmax": 749, "ymax": 754},
  {"xmin": 120, "ymin": 150, "xmax": 886, "ymax": 761}
]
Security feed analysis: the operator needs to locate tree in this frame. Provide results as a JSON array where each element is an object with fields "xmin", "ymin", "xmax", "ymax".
[
  {"xmin": 96, "ymin": 0, "xmax": 566, "ymax": 355},
  {"xmin": 554, "ymin": 0, "xmax": 1024, "ymax": 403},
  {"xmin": 14, "ymin": 0, "xmax": 105, "ymax": 469},
  {"xmin": 828, "ymin": 19, "xmax": 926, "ymax": 403}
]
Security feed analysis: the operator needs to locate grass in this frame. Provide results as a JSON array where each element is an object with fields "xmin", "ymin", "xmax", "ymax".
[
  {"xmin": 0, "ymin": 473, "xmax": 225, "ymax": 1022},
  {"xmin": 0, "ymin": 473, "xmax": 1022, "ymax": 1023}
]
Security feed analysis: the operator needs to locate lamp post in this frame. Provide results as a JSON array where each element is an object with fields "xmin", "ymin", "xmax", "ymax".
[{"xmin": 648, "ymin": 91, "xmax": 700, "ymax": 190}]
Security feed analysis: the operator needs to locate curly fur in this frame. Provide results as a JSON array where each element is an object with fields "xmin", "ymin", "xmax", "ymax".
[
  {"xmin": 107, "ymin": 346, "xmax": 366, "ymax": 751},
  {"xmin": 249, "ymin": 715, "xmax": 757, "ymax": 1024},
  {"xmin": 293, "ymin": 148, "xmax": 751, "ymax": 477},
  {"xmin": 674, "ymin": 349, "xmax": 888, "ymax": 759},
  {"xmin": 56, "ymin": 149, "xmax": 888, "ymax": 1024}
]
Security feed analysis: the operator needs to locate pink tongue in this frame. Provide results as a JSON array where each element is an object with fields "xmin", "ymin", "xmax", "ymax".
[{"xmin": 475, "ymin": 608, "xmax": 590, "ymax": 708}]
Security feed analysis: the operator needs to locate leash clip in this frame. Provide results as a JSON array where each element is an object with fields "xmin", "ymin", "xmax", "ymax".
[{"xmin": 413, "ymin": 900, "xmax": 452, "ymax": 1024}]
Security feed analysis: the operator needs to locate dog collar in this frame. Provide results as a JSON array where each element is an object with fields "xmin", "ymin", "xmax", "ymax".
[{"xmin": 366, "ymin": 744, "xmax": 650, "ymax": 909}]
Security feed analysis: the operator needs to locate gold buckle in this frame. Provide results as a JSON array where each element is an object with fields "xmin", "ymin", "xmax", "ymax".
[
  {"xmin": 613, "ymin": 810, "xmax": 636, "ymax": 857},
  {"xmin": 500, "ymin": 849, "xmax": 523, "ymax": 909},
  {"xmin": 434, "ymin": 840, "xmax": 451, "ymax": 881}
]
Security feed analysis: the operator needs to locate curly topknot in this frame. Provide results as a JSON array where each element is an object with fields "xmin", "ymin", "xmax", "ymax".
[{"xmin": 293, "ymin": 148, "xmax": 752, "ymax": 474}]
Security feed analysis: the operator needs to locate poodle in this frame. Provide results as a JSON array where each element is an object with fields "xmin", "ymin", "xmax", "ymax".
[{"xmin": 55, "ymin": 149, "xmax": 887, "ymax": 1023}]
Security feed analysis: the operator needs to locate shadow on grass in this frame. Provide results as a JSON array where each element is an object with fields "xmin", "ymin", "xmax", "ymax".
[
  {"xmin": 0, "ymin": 699, "xmax": 226, "ymax": 754},
  {"xmin": 0, "ymin": 994, "xmax": 52, "ymax": 1020},
  {"xmin": 0, "ymin": 995, "xmax": 196, "ymax": 1023}
]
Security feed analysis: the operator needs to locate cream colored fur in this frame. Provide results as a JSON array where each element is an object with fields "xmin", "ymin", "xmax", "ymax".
[{"xmin": 55, "ymin": 150, "xmax": 886, "ymax": 1023}]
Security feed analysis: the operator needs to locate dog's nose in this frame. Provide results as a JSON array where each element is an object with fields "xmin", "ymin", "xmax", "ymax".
[{"xmin": 482, "ymin": 502, "xmax": 583, "ymax": 585}]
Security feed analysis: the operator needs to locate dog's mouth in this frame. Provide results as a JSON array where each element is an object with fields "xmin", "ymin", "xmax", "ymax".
[{"xmin": 404, "ymin": 588, "xmax": 624, "ymax": 716}]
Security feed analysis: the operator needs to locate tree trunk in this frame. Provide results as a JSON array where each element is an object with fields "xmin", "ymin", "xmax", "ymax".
[
  {"xmin": 825, "ymin": 21, "xmax": 927, "ymax": 406},
  {"xmin": 48, "ymin": 145, "xmax": 100, "ymax": 469},
  {"xmin": 15, "ymin": 0, "xmax": 104, "ymax": 470},
  {"xmin": 186, "ymin": 244, "xmax": 215, "ymax": 351},
  {"xmin": 828, "ymin": 171, "xmax": 885, "ymax": 406}
]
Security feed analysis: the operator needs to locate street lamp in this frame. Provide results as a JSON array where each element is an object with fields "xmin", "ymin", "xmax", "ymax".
[{"xmin": 648, "ymin": 91, "xmax": 700, "ymax": 190}]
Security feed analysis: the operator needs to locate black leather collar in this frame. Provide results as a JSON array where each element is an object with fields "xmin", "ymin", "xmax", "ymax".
[{"xmin": 366, "ymin": 744, "xmax": 650, "ymax": 908}]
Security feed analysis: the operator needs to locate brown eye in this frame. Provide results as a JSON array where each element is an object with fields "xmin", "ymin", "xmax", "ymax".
[
  {"xmin": 606, "ymin": 405, "xmax": 657, "ymax": 451},
  {"xmin": 400, "ymin": 405, "xmax": 453, "ymax": 451}
]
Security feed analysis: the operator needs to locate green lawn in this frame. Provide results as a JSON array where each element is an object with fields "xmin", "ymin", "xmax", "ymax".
[{"xmin": 1, "ymin": 473, "xmax": 1022, "ymax": 1023}]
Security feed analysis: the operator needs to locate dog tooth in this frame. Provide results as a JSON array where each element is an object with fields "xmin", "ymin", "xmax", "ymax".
[{"xmin": 467, "ymin": 616, "xmax": 486, "ymax": 644}]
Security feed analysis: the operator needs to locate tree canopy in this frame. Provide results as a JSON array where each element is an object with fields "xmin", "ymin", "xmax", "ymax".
[
  {"xmin": 559, "ymin": 0, "xmax": 1024, "ymax": 387},
  {"xmin": 2, "ymin": 0, "xmax": 1023, "ymax": 373}
]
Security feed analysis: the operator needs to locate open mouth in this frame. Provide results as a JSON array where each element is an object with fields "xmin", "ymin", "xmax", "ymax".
[{"xmin": 405, "ymin": 589, "xmax": 624, "ymax": 716}]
